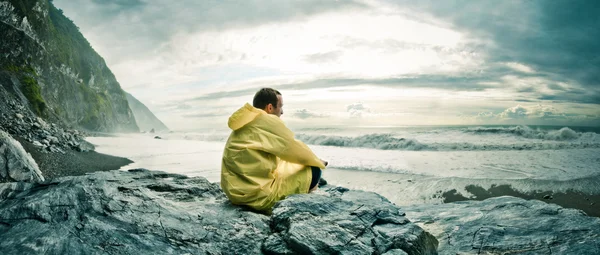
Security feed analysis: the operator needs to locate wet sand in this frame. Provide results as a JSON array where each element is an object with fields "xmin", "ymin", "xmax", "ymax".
[
  {"xmin": 16, "ymin": 137, "xmax": 133, "ymax": 180},
  {"xmin": 441, "ymin": 184, "xmax": 600, "ymax": 217}
]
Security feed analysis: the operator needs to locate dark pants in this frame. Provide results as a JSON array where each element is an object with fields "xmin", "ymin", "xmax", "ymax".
[{"xmin": 309, "ymin": 166, "xmax": 322, "ymax": 190}]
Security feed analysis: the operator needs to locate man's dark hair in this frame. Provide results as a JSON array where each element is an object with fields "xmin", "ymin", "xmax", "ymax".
[{"xmin": 253, "ymin": 88, "xmax": 281, "ymax": 110}]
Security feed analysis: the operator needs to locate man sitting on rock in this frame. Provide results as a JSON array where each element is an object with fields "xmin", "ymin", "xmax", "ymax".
[{"xmin": 221, "ymin": 88, "xmax": 328, "ymax": 213}]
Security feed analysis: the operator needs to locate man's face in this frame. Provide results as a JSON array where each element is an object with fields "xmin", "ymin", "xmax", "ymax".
[{"xmin": 271, "ymin": 95, "xmax": 283, "ymax": 117}]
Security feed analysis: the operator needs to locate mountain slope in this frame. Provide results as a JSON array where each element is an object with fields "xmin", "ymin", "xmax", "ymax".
[{"xmin": 125, "ymin": 92, "xmax": 169, "ymax": 132}]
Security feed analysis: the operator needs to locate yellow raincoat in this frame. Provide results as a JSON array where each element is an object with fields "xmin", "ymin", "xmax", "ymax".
[{"xmin": 221, "ymin": 103, "xmax": 326, "ymax": 212}]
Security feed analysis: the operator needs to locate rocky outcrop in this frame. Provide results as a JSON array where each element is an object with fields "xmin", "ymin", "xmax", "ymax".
[
  {"xmin": 266, "ymin": 187, "xmax": 438, "ymax": 254},
  {"xmin": 405, "ymin": 196, "xmax": 600, "ymax": 254},
  {"xmin": 0, "ymin": 0, "xmax": 139, "ymax": 132},
  {"xmin": 0, "ymin": 169, "xmax": 438, "ymax": 254},
  {"xmin": 0, "ymin": 130, "xmax": 44, "ymax": 183},
  {"xmin": 126, "ymin": 92, "xmax": 169, "ymax": 132}
]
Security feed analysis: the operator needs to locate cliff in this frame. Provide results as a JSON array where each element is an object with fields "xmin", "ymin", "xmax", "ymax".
[{"xmin": 0, "ymin": 0, "xmax": 139, "ymax": 132}]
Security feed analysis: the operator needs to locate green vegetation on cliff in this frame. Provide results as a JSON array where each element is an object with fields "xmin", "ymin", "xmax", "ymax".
[
  {"xmin": 9, "ymin": 0, "xmax": 94, "ymax": 81},
  {"xmin": 3, "ymin": 64, "xmax": 47, "ymax": 117},
  {"xmin": 79, "ymin": 84, "xmax": 113, "ymax": 130},
  {"xmin": 20, "ymin": 76, "xmax": 46, "ymax": 117}
]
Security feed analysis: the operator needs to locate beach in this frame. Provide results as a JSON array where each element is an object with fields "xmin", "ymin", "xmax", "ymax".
[{"xmin": 16, "ymin": 137, "xmax": 133, "ymax": 180}]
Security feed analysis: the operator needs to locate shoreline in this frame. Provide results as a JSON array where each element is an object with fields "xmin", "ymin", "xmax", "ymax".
[{"xmin": 16, "ymin": 137, "xmax": 133, "ymax": 180}]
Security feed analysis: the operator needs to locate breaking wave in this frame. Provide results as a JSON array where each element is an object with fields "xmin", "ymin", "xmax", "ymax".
[
  {"xmin": 463, "ymin": 126, "xmax": 593, "ymax": 141},
  {"xmin": 295, "ymin": 133, "xmax": 430, "ymax": 150}
]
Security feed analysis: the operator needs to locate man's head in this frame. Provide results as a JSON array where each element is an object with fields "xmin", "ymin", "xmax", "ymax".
[{"xmin": 253, "ymin": 88, "xmax": 283, "ymax": 117}]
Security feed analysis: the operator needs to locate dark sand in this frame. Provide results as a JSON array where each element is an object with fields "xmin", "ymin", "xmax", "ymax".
[
  {"xmin": 442, "ymin": 184, "xmax": 600, "ymax": 217},
  {"xmin": 15, "ymin": 137, "xmax": 133, "ymax": 180}
]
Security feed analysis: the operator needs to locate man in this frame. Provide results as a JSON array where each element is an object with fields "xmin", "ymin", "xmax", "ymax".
[{"xmin": 221, "ymin": 88, "xmax": 327, "ymax": 212}]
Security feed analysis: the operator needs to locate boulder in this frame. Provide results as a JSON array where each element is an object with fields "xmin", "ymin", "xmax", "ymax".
[
  {"xmin": 46, "ymin": 135, "xmax": 59, "ymax": 144},
  {"xmin": 265, "ymin": 187, "xmax": 438, "ymax": 254},
  {"xmin": 75, "ymin": 140, "xmax": 95, "ymax": 152},
  {"xmin": 405, "ymin": 196, "xmax": 600, "ymax": 254},
  {"xmin": 0, "ymin": 130, "xmax": 44, "ymax": 183},
  {"xmin": 0, "ymin": 169, "xmax": 437, "ymax": 255}
]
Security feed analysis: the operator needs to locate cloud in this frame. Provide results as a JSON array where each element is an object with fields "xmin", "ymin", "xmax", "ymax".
[
  {"xmin": 499, "ymin": 105, "xmax": 528, "ymax": 119},
  {"xmin": 182, "ymin": 112, "xmax": 227, "ymax": 119},
  {"xmin": 303, "ymin": 51, "xmax": 343, "ymax": 64},
  {"xmin": 474, "ymin": 111, "xmax": 496, "ymax": 120},
  {"xmin": 505, "ymin": 62, "xmax": 535, "ymax": 74},
  {"xmin": 53, "ymin": 0, "xmax": 366, "ymax": 64},
  {"xmin": 347, "ymin": 102, "xmax": 370, "ymax": 118},
  {"xmin": 384, "ymin": 0, "xmax": 600, "ymax": 103},
  {"xmin": 292, "ymin": 109, "xmax": 327, "ymax": 119},
  {"xmin": 479, "ymin": 104, "xmax": 569, "ymax": 121}
]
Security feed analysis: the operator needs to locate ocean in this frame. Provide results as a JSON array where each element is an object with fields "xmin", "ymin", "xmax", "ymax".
[{"xmin": 87, "ymin": 125, "xmax": 600, "ymax": 207}]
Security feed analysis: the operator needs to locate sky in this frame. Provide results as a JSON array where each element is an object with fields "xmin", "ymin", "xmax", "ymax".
[{"xmin": 53, "ymin": 0, "xmax": 600, "ymax": 130}]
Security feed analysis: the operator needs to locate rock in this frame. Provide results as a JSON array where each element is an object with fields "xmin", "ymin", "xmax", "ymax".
[
  {"xmin": 543, "ymin": 194, "xmax": 553, "ymax": 200},
  {"xmin": 36, "ymin": 117, "xmax": 49, "ymax": 129},
  {"xmin": 76, "ymin": 140, "xmax": 95, "ymax": 152},
  {"xmin": 405, "ymin": 196, "xmax": 600, "ymax": 254},
  {"xmin": 46, "ymin": 135, "xmax": 59, "ymax": 144},
  {"xmin": 154, "ymin": 136, "xmax": 162, "ymax": 139},
  {"xmin": 266, "ymin": 187, "xmax": 439, "ymax": 254},
  {"xmin": 0, "ymin": 130, "xmax": 44, "ymax": 183},
  {"xmin": 0, "ymin": 169, "xmax": 437, "ymax": 254}
]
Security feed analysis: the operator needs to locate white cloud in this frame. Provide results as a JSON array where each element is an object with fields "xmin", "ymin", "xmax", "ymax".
[
  {"xmin": 347, "ymin": 102, "xmax": 371, "ymax": 118},
  {"xmin": 499, "ymin": 105, "xmax": 528, "ymax": 119},
  {"xmin": 475, "ymin": 104, "xmax": 568, "ymax": 122},
  {"xmin": 505, "ymin": 62, "xmax": 535, "ymax": 73},
  {"xmin": 293, "ymin": 109, "xmax": 327, "ymax": 119}
]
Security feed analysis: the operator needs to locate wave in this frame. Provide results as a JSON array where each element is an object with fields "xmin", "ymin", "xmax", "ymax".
[
  {"xmin": 295, "ymin": 133, "xmax": 431, "ymax": 150},
  {"xmin": 463, "ymin": 126, "xmax": 595, "ymax": 141},
  {"xmin": 296, "ymin": 133, "xmax": 600, "ymax": 151}
]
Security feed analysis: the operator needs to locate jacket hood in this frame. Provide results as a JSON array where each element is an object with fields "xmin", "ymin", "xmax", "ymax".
[{"xmin": 228, "ymin": 103, "xmax": 264, "ymax": 130}]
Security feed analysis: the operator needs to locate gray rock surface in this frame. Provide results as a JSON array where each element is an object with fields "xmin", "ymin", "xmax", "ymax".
[
  {"xmin": 404, "ymin": 196, "xmax": 600, "ymax": 255},
  {"xmin": 266, "ymin": 187, "xmax": 438, "ymax": 255},
  {"xmin": 0, "ymin": 169, "xmax": 438, "ymax": 255},
  {"xmin": 0, "ymin": 130, "xmax": 44, "ymax": 183}
]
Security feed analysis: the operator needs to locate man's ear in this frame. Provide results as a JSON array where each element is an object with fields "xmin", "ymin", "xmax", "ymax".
[{"xmin": 266, "ymin": 103, "xmax": 273, "ymax": 113}]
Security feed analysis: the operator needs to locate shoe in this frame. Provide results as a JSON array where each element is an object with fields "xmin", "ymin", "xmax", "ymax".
[{"xmin": 318, "ymin": 177, "xmax": 327, "ymax": 187}]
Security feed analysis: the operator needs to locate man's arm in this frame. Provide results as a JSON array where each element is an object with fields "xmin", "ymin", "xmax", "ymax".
[{"xmin": 254, "ymin": 115, "xmax": 326, "ymax": 169}]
